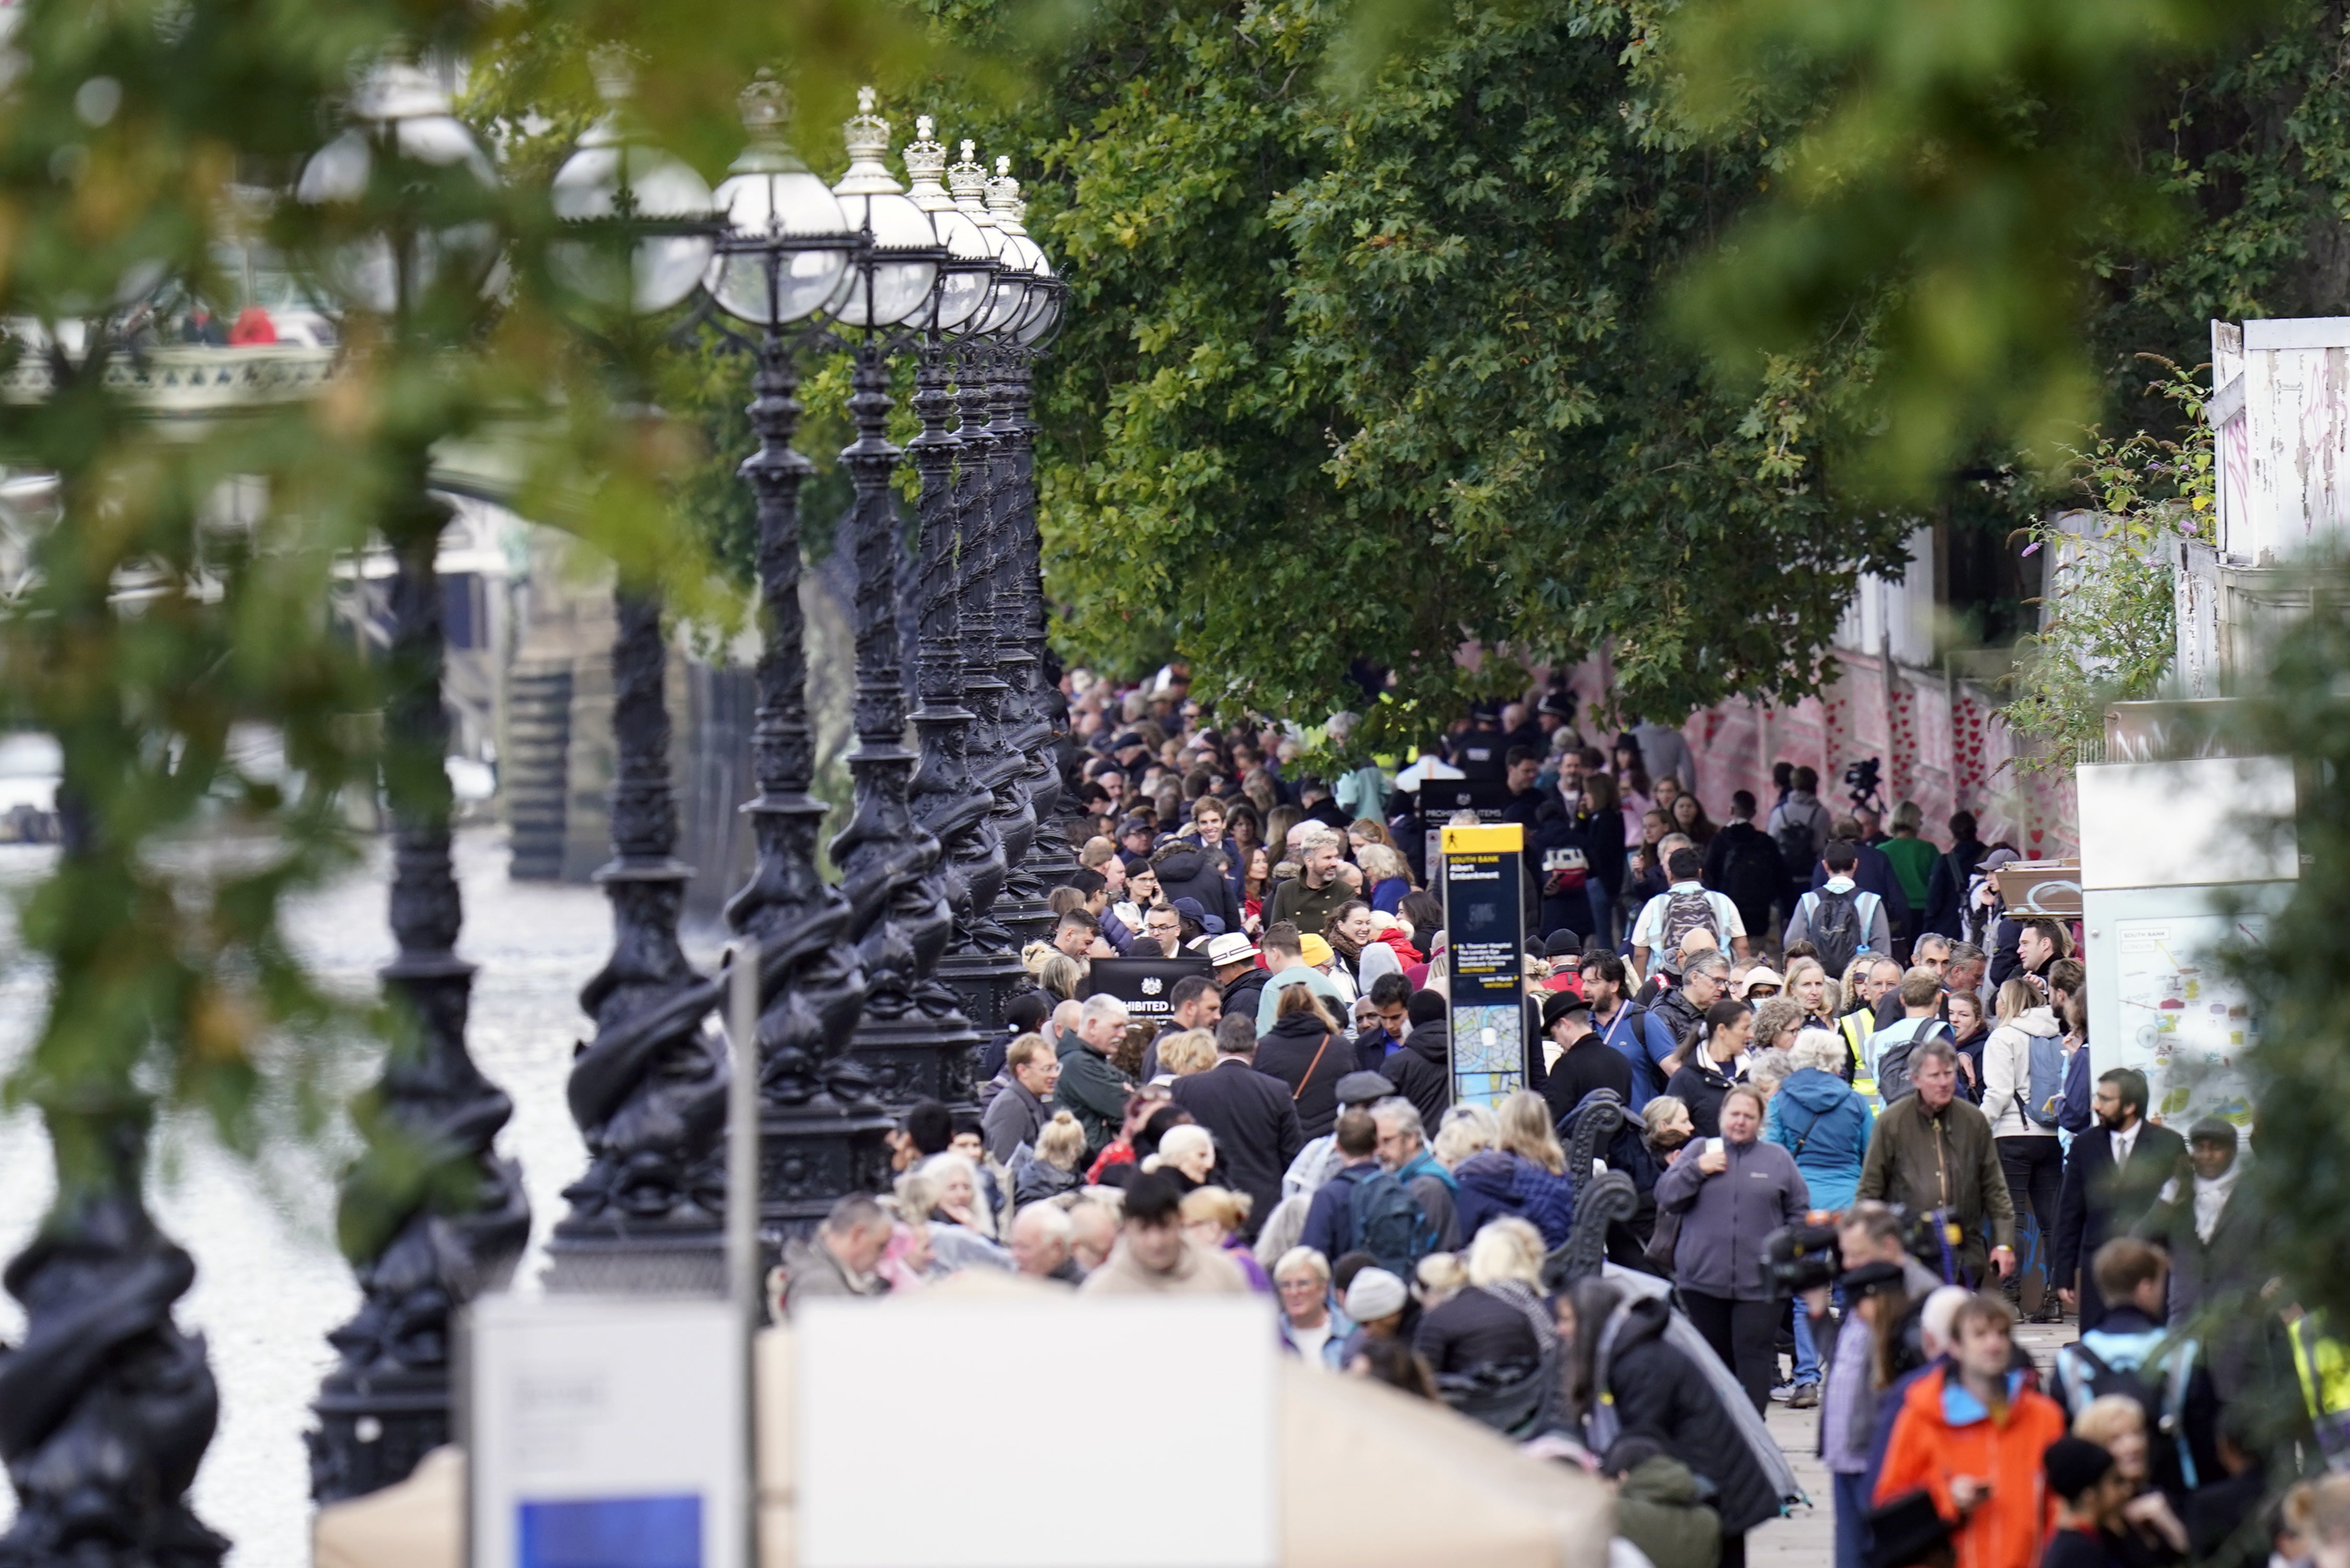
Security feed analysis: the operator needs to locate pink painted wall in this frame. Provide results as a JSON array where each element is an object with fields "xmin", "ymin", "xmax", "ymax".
[{"xmin": 1559, "ymin": 652, "xmax": 2077, "ymax": 861}]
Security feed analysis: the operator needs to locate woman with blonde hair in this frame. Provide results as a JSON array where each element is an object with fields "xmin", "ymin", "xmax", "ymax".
[
  {"xmin": 1356, "ymin": 840, "xmax": 1414, "ymax": 914},
  {"xmin": 1986, "ymin": 974, "xmax": 2065, "ymax": 1317},
  {"xmin": 1785, "ymin": 957, "xmax": 1839, "ymax": 1034},
  {"xmin": 1150, "ymin": 1027, "xmax": 1218, "ymax": 1083},
  {"xmin": 1013, "ymin": 1110, "xmax": 1088, "ymax": 1206},
  {"xmin": 1450, "ymin": 1091, "xmax": 1578, "ymax": 1249},
  {"xmin": 1182, "ymin": 1186, "xmax": 1271, "ymax": 1293},
  {"xmin": 2071, "ymin": 1396, "xmax": 2190, "ymax": 1557},
  {"xmin": 1432, "ymin": 1103, "xmax": 1497, "ymax": 1169},
  {"xmin": 1412, "ymin": 1216, "xmax": 1558, "ymax": 1383}
]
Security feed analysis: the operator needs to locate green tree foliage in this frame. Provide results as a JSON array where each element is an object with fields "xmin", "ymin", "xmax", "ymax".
[
  {"xmin": 0, "ymin": 0, "xmax": 940, "ymax": 1226},
  {"xmin": 937, "ymin": 0, "xmax": 1921, "ymax": 744},
  {"xmin": 1668, "ymin": 0, "xmax": 2281, "ymax": 494},
  {"xmin": 2002, "ymin": 361, "xmax": 2212, "ymax": 771}
]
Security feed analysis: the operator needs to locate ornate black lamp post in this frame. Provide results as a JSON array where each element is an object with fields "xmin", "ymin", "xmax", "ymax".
[
  {"xmin": 299, "ymin": 63, "xmax": 532, "ymax": 1504},
  {"xmin": 540, "ymin": 66, "xmax": 736, "ymax": 1294},
  {"xmin": 943, "ymin": 143, "xmax": 1055, "ymax": 949},
  {"xmin": 703, "ymin": 75, "xmax": 895, "ymax": 1227},
  {"xmin": 822, "ymin": 92, "xmax": 982, "ymax": 1109},
  {"xmin": 899, "ymin": 119, "xmax": 1029, "ymax": 1032},
  {"xmin": 979, "ymin": 163, "xmax": 1077, "ymax": 898}
]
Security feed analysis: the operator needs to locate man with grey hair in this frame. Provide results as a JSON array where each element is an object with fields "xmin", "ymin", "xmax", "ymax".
[
  {"xmin": 1268, "ymin": 824, "xmax": 1352, "ymax": 936},
  {"xmin": 1056, "ymin": 993, "xmax": 1135, "ymax": 1156},
  {"xmin": 1654, "ymin": 949, "xmax": 1730, "ymax": 1066},
  {"xmin": 1008, "ymin": 1203, "xmax": 1081, "ymax": 1284},
  {"xmin": 778, "ymin": 1193, "xmax": 892, "ymax": 1310},
  {"xmin": 1944, "ymin": 940, "xmax": 1988, "ymax": 1004},
  {"xmin": 1857, "ymin": 1037, "xmax": 2017, "ymax": 1285},
  {"xmin": 1371, "ymin": 1097, "xmax": 1461, "ymax": 1251}
]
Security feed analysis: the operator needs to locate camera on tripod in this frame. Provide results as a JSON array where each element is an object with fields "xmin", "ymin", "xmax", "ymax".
[
  {"xmin": 1841, "ymin": 756, "xmax": 1885, "ymax": 816},
  {"xmin": 1762, "ymin": 1206, "xmax": 1944, "ymax": 1299}
]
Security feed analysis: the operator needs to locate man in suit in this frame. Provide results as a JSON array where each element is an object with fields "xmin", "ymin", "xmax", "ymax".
[
  {"xmin": 2052, "ymin": 1066, "xmax": 2185, "ymax": 1331},
  {"xmin": 1168, "ymin": 1011, "xmax": 1302, "ymax": 1240}
]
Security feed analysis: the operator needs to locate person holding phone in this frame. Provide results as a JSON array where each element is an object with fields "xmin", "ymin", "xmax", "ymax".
[{"xmin": 1652, "ymin": 1083, "xmax": 1810, "ymax": 1413}]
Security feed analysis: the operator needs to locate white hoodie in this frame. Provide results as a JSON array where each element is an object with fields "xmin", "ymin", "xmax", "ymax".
[{"xmin": 1984, "ymin": 1006, "xmax": 2065, "ymax": 1138}]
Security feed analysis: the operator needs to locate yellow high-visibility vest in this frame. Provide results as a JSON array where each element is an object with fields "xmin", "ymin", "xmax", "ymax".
[
  {"xmin": 2290, "ymin": 1315, "xmax": 2350, "ymax": 1467},
  {"xmin": 1841, "ymin": 1010, "xmax": 1878, "ymax": 1109}
]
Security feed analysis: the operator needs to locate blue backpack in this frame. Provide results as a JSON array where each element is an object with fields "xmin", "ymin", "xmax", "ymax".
[
  {"xmin": 1347, "ymin": 1168, "xmax": 1441, "ymax": 1276},
  {"xmin": 2015, "ymin": 1029, "xmax": 2068, "ymax": 1128}
]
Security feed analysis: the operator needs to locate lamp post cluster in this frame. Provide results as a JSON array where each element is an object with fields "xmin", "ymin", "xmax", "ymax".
[{"xmin": 288, "ymin": 68, "xmax": 1074, "ymax": 1509}]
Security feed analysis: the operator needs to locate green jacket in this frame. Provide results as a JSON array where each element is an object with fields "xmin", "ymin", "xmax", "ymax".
[
  {"xmin": 1856, "ymin": 1090, "xmax": 2015, "ymax": 1272},
  {"xmin": 1055, "ymin": 1036, "xmax": 1134, "ymax": 1155},
  {"xmin": 1613, "ymin": 1455, "xmax": 1721, "ymax": 1568}
]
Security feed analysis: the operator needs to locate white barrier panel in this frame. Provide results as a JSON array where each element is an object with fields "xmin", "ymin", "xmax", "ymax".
[
  {"xmin": 796, "ymin": 1295, "xmax": 1276, "ymax": 1568},
  {"xmin": 467, "ymin": 1295, "xmax": 748, "ymax": 1568}
]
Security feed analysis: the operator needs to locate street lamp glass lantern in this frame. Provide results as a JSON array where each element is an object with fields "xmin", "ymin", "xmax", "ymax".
[
  {"xmin": 294, "ymin": 61, "xmax": 500, "ymax": 316},
  {"xmin": 550, "ymin": 63, "xmax": 716, "ymax": 316},
  {"xmin": 706, "ymin": 74, "xmax": 854, "ymax": 331},
  {"xmin": 949, "ymin": 141, "xmax": 1029, "ymax": 338},
  {"xmin": 902, "ymin": 114, "xmax": 993, "ymax": 334},
  {"xmin": 828, "ymin": 88, "xmax": 942, "ymax": 330},
  {"xmin": 986, "ymin": 159, "xmax": 1058, "ymax": 342}
]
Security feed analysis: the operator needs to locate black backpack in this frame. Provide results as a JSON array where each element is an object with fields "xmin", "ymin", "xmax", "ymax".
[
  {"xmin": 1718, "ymin": 827, "xmax": 1782, "ymax": 915},
  {"xmin": 1807, "ymin": 887, "xmax": 1865, "ymax": 976},
  {"xmin": 1773, "ymin": 813, "xmax": 1819, "ymax": 883},
  {"xmin": 2068, "ymin": 1343, "xmax": 2190, "ymax": 1455}
]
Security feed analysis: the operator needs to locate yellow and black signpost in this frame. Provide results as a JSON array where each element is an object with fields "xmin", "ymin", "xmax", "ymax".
[{"xmin": 1439, "ymin": 822, "xmax": 1528, "ymax": 1109}]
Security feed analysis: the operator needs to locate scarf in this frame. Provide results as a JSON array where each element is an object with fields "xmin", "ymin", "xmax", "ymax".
[
  {"xmin": 1326, "ymin": 926, "xmax": 1366, "ymax": 967},
  {"xmin": 2193, "ymin": 1165, "xmax": 2241, "ymax": 1243},
  {"xmin": 1484, "ymin": 1276, "xmax": 1561, "ymax": 1359}
]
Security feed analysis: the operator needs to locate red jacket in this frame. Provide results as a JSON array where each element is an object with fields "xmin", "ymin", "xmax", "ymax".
[{"xmin": 1876, "ymin": 1364, "xmax": 2066, "ymax": 1568}]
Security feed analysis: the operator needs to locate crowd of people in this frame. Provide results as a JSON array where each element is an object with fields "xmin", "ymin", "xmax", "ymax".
[{"xmin": 767, "ymin": 671, "xmax": 2343, "ymax": 1568}]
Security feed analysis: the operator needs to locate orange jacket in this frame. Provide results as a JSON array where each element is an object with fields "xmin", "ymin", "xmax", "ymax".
[{"xmin": 1875, "ymin": 1363, "xmax": 2067, "ymax": 1568}]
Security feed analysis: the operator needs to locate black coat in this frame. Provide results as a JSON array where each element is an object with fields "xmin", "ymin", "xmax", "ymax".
[
  {"xmin": 1545, "ymin": 1037, "xmax": 1633, "ymax": 1129},
  {"xmin": 1169, "ymin": 1058, "xmax": 1303, "ymax": 1238},
  {"xmin": 1604, "ymin": 1295, "xmax": 1782, "ymax": 1536},
  {"xmin": 2051, "ymin": 1120, "xmax": 2186, "ymax": 1330},
  {"xmin": 1664, "ymin": 1057, "xmax": 1737, "ymax": 1140},
  {"xmin": 1153, "ymin": 844, "xmax": 1242, "ymax": 937},
  {"xmin": 1414, "ymin": 1285, "xmax": 1542, "ymax": 1375},
  {"xmin": 1924, "ymin": 837, "xmax": 1986, "ymax": 940},
  {"xmin": 1252, "ymin": 1012, "xmax": 1351, "ymax": 1139},
  {"xmin": 1382, "ymin": 1021, "xmax": 1452, "ymax": 1130},
  {"xmin": 1220, "ymin": 968, "xmax": 1270, "ymax": 1031}
]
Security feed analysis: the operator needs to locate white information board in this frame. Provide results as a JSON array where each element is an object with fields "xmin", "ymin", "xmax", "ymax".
[
  {"xmin": 2107, "ymin": 907, "xmax": 2263, "ymax": 1126},
  {"xmin": 467, "ymin": 1295, "xmax": 748, "ymax": 1568},
  {"xmin": 796, "ymin": 1295, "xmax": 1277, "ymax": 1568}
]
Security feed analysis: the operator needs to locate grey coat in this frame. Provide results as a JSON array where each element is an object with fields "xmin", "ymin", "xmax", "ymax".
[
  {"xmin": 980, "ymin": 1077, "xmax": 1051, "ymax": 1165},
  {"xmin": 1653, "ymin": 1136, "xmax": 1809, "ymax": 1300}
]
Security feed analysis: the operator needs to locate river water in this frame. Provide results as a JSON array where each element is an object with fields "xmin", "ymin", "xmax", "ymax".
[{"xmin": 0, "ymin": 829, "xmax": 665, "ymax": 1567}]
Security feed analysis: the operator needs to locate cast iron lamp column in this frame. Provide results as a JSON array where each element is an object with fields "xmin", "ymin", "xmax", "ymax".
[
  {"xmin": 823, "ymin": 91, "xmax": 981, "ymax": 1109},
  {"xmin": 540, "ymin": 64, "xmax": 735, "ymax": 1293},
  {"xmin": 704, "ymin": 74, "xmax": 894, "ymax": 1227},
  {"xmin": 983, "ymin": 162, "xmax": 1078, "ymax": 896},
  {"xmin": 299, "ymin": 62, "xmax": 531, "ymax": 1505},
  {"xmin": 944, "ymin": 142, "xmax": 1053, "ymax": 949},
  {"xmin": 898, "ymin": 118, "xmax": 1028, "ymax": 1031}
]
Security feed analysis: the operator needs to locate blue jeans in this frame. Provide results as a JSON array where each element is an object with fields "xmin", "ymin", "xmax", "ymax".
[
  {"xmin": 1833, "ymin": 1471, "xmax": 1873, "ymax": 1568},
  {"xmin": 1585, "ymin": 884, "xmax": 1620, "ymax": 948},
  {"xmin": 1792, "ymin": 1299, "xmax": 1820, "ymax": 1386}
]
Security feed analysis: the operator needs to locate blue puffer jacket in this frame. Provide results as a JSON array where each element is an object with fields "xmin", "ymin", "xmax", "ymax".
[
  {"xmin": 1452, "ymin": 1150, "xmax": 1577, "ymax": 1250},
  {"xmin": 1763, "ymin": 1066, "xmax": 1872, "ymax": 1212}
]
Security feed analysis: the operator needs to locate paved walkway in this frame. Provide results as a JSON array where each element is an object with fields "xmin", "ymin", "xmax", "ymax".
[{"xmin": 1750, "ymin": 1317, "xmax": 2077, "ymax": 1565}]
